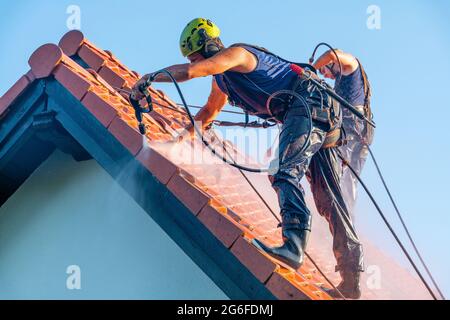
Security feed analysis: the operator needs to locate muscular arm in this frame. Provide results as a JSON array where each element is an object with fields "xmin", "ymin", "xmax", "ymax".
[
  {"xmin": 313, "ymin": 50, "xmax": 335, "ymax": 70},
  {"xmin": 194, "ymin": 78, "xmax": 228, "ymax": 130},
  {"xmin": 148, "ymin": 47, "xmax": 257, "ymax": 83},
  {"xmin": 313, "ymin": 50, "xmax": 359, "ymax": 76}
]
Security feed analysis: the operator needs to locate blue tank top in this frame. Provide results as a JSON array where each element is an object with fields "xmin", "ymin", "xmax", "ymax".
[
  {"xmin": 214, "ymin": 45, "xmax": 298, "ymax": 118},
  {"xmin": 334, "ymin": 66, "xmax": 366, "ymax": 107}
]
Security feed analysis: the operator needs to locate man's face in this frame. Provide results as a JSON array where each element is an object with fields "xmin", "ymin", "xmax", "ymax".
[
  {"xmin": 187, "ymin": 52, "xmax": 205, "ymax": 63},
  {"xmin": 319, "ymin": 63, "xmax": 337, "ymax": 80}
]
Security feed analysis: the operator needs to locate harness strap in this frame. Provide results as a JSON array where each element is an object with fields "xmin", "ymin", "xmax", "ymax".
[
  {"xmin": 355, "ymin": 58, "xmax": 374, "ymax": 144},
  {"xmin": 230, "ymin": 43, "xmax": 317, "ymax": 72},
  {"xmin": 356, "ymin": 58, "xmax": 371, "ymax": 114},
  {"xmin": 322, "ymin": 127, "xmax": 342, "ymax": 149}
]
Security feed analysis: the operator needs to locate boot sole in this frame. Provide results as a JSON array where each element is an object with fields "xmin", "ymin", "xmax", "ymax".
[
  {"xmin": 323, "ymin": 287, "xmax": 361, "ymax": 300},
  {"xmin": 252, "ymin": 239, "xmax": 301, "ymax": 270}
]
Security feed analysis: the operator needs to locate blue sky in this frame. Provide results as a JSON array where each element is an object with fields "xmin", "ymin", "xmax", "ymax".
[{"xmin": 1, "ymin": 0, "xmax": 449, "ymax": 298}]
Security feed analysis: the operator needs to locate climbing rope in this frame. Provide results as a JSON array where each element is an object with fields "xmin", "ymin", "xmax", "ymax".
[
  {"xmin": 367, "ymin": 146, "xmax": 445, "ymax": 300},
  {"xmin": 338, "ymin": 153, "xmax": 438, "ymax": 300}
]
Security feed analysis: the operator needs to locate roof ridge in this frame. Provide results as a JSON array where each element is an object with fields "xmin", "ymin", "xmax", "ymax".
[{"xmin": 58, "ymin": 30, "xmax": 180, "ymax": 110}]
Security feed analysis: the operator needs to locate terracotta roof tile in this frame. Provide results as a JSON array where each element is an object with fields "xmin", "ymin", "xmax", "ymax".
[
  {"xmin": 0, "ymin": 74, "xmax": 32, "ymax": 119},
  {"xmin": 25, "ymin": 70, "xmax": 36, "ymax": 82},
  {"xmin": 167, "ymin": 171, "xmax": 211, "ymax": 215},
  {"xmin": 59, "ymin": 30, "xmax": 139, "ymax": 90},
  {"xmin": 53, "ymin": 63, "xmax": 92, "ymax": 100},
  {"xmin": 58, "ymin": 29, "xmax": 85, "ymax": 56},
  {"xmin": 136, "ymin": 147, "xmax": 178, "ymax": 185},
  {"xmin": 198, "ymin": 204, "xmax": 244, "ymax": 248},
  {"xmin": 230, "ymin": 236, "xmax": 278, "ymax": 283},
  {"xmin": 98, "ymin": 65, "xmax": 128, "ymax": 89},
  {"xmin": 108, "ymin": 116, "xmax": 143, "ymax": 156},
  {"xmin": 78, "ymin": 44, "xmax": 106, "ymax": 71},
  {"xmin": 266, "ymin": 269, "xmax": 331, "ymax": 300},
  {"xmin": 59, "ymin": 30, "xmax": 191, "ymax": 135},
  {"xmin": 81, "ymin": 91, "xmax": 119, "ymax": 127},
  {"xmin": 28, "ymin": 43, "xmax": 64, "ymax": 78}
]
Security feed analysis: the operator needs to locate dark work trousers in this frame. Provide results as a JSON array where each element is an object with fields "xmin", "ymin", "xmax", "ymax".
[
  {"xmin": 308, "ymin": 147, "xmax": 364, "ymax": 272},
  {"xmin": 269, "ymin": 105, "xmax": 364, "ymax": 273}
]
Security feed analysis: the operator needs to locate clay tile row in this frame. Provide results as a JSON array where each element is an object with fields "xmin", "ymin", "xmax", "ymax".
[
  {"xmin": 59, "ymin": 30, "xmax": 138, "ymax": 89},
  {"xmin": 58, "ymin": 30, "xmax": 190, "ymax": 135}
]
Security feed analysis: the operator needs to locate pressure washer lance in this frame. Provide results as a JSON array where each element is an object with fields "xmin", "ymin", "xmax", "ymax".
[{"xmin": 129, "ymin": 75, "xmax": 155, "ymax": 135}]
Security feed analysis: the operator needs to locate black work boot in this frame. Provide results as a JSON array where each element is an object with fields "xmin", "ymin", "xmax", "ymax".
[
  {"xmin": 325, "ymin": 270, "xmax": 362, "ymax": 299},
  {"xmin": 253, "ymin": 229, "xmax": 310, "ymax": 270}
]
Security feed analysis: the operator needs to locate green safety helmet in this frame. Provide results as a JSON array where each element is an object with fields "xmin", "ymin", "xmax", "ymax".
[{"xmin": 179, "ymin": 18, "xmax": 221, "ymax": 57}]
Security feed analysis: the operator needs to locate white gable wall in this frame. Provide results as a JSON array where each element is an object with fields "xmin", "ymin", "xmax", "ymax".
[{"xmin": 0, "ymin": 150, "xmax": 228, "ymax": 299}]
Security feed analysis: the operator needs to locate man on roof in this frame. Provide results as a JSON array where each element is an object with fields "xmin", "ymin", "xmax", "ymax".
[
  {"xmin": 132, "ymin": 18, "xmax": 364, "ymax": 299},
  {"xmin": 313, "ymin": 49, "xmax": 374, "ymax": 213}
]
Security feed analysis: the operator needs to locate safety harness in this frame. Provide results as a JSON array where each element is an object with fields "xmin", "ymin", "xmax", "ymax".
[{"xmin": 216, "ymin": 43, "xmax": 344, "ymax": 149}]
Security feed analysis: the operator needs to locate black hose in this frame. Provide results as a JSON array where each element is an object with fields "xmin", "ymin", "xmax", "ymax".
[
  {"xmin": 309, "ymin": 42, "xmax": 343, "ymax": 82},
  {"xmin": 151, "ymin": 69, "xmax": 268, "ymax": 172},
  {"xmin": 151, "ymin": 69, "xmax": 316, "ymax": 173},
  {"xmin": 338, "ymin": 153, "xmax": 438, "ymax": 300},
  {"xmin": 367, "ymin": 146, "xmax": 445, "ymax": 300}
]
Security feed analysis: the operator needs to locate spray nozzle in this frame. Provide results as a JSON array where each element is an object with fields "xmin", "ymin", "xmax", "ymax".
[{"xmin": 129, "ymin": 74, "xmax": 156, "ymax": 135}]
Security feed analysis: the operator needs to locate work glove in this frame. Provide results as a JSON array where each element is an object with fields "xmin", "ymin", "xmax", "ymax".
[
  {"xmin": 174, "ymin": 124, "xmax": 195, "ymax": 142},
  {"xmin": 131, "ymin": 73, "xmax": 154, "ymax": 101},
  {"xmin": 174, "ymin": 122, "xmax": 213, "ymax": 144}
]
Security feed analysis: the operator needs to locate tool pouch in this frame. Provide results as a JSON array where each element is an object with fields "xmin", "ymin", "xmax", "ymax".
[
  {"xmin": 300, "ymin": 77, "xmax": 343, "ymax": 148},
  {"xmin": 304, "ymin": 78, "xmax": 342, "ymax": 131}
]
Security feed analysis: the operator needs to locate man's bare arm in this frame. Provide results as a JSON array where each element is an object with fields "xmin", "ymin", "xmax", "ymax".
[
  {"xmin": 194, "ymin": 78, "xmax": 228, "ymax": 130},
  {"xmin": 313, "ymin": 50, "xmax": 359, "ymax": 76},
  {"xmin": 137, "ymin": 47, "xmax": 257, "ymax": 84},
  {"xmin": 313, "ymin": 50, "xmax": 335, "ymax": 70}
]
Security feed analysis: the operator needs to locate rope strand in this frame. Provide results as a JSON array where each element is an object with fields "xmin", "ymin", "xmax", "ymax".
[
  {"xmin": 338, "ymin": 153, "xmax": 438, "ymax": 300},
  {"xmin": 367, "ymin": 146, "xmax": 445, "ymax": 300}
]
